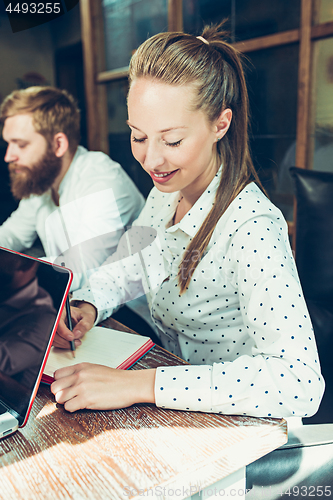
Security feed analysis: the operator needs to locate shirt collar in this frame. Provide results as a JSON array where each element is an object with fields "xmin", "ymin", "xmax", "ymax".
[
  {"xmin": 58, "ymin": 146, "xmax": 85, "ymax": 197},
  {"xmin": 166, "ymin": 167, "xmax": 221, "ymax": 238}
]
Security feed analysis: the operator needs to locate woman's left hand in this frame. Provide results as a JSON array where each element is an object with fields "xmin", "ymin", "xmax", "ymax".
[{"xmin": 50, "ymin": 363, "xmax": 156, "ymax": 412}]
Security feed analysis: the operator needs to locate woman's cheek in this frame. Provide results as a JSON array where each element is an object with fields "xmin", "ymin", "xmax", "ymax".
[{"xmin": 131, "ymin": 144, "xmax": 144, "ymax": 166}]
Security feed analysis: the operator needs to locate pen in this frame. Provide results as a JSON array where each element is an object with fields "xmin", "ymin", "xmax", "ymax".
[
  {"xmin": 65, "ymin": 296, "xmax": 76, "ymax": 358},
  {"xmin": 61, "ymin": 262, "xmax": 75, "ymax": 358}
]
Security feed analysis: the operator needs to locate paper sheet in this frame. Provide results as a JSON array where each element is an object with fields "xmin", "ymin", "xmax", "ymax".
[{"xmin": 44, "ymin": 326, "xmax": 153, "ymax": 377}]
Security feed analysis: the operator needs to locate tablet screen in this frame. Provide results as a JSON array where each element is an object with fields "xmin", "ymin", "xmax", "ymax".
[{"xmin": 0, "ymin": 247, "xmax": 72, "ymax": 424}]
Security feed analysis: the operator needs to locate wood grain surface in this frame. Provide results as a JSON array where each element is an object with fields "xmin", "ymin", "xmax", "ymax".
[{"xmin": 0, "ymin": 318, "xmax": 288, "ymax": 500}]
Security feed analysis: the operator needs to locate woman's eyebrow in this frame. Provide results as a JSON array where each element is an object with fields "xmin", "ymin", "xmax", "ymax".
[
  {"xmin": 159, "ymin": 126, "xmax": 187, "ymax": 133},
  {"xmin": 126, "ymin": 120, "xmax": 140, "ymax": 131},
  {"xmin": 126, "ymin": 121, "xmax": 187, "ymax": 133}
]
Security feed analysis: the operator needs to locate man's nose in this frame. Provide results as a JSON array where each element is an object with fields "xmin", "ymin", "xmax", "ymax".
[{"xmin": 4, "ymin": 144, "xmax": 18, "ymax": 163}]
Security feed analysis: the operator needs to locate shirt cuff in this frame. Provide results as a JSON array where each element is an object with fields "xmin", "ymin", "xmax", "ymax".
[
  {"xmin": 71, "ymin": 286, "xmax": 118, "ymax": 324},
  {"xmin": 155, "ymin": 365, "xmax": 213, "ymax": 412}
]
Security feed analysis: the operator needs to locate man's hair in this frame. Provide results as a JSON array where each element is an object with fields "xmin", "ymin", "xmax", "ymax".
[{"xmin": 0, "ymin": 86, "xmax": 81, "ymax": 153}]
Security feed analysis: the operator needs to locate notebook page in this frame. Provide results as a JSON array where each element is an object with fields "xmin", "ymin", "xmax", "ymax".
[{"xmin": 44, "ymin": 326, "xmax": 152, "ymax": 377}]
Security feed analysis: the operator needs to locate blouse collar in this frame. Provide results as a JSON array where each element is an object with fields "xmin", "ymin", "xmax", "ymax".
[{"xmin": 166, "ymin": 167, "xmax": 221, "ymax": 238}]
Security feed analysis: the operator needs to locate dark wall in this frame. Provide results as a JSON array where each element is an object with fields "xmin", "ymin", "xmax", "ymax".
[
  {"xmin": 0, "ymin": 145, "xmax": 18, "ymax": 225},
  {"xmin": 55, "ymin": 42, "xmax": 87, "ymax": 149}
]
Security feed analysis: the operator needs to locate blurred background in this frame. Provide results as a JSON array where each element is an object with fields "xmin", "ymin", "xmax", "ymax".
[{"xmin": 0, "ymin": 0, "xmax": 332, "ymax": 234}]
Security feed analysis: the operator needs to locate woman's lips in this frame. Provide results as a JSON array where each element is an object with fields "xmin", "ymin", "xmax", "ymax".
[{"xmin": 150, "ymin": 169, "xmax": 178, "ymax": 184}]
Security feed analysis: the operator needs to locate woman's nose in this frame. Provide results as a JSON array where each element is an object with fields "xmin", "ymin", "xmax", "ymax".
[{"xmin": 143, "ymin": 142, "xmax": 164, "ymax": 170}]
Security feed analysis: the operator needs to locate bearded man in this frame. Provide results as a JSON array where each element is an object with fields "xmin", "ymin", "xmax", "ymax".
[{"xmin": 0, "ymin": 86, "xmax": 145, "ymax": 291}]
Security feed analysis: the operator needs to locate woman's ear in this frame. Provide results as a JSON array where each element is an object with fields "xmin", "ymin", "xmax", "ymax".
[
  {"xmin": 215, "ymin": 108, "xmax": 232, "ymax": 142},
  {"xmin": 52, "ymin": 132, "xmax": 69, "ymax": 158}
]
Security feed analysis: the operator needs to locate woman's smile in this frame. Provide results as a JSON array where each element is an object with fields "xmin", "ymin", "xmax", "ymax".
[{"xmin": 150, "ymin": 169, "xmax": 179, "ymax": 183}]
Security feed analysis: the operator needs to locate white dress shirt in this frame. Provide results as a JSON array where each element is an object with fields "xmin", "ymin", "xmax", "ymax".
[
  {"xmin": 0, "ymin": 146, "xmax": 145, "ymax": 291},
  {"xmin": 73, "ymin": 168, "xmax": 325, "ymax": 418}
]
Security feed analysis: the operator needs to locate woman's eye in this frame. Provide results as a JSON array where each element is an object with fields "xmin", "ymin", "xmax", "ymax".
[
  {"xmin": 132, "ymin": 137, "xmax": 146, "ymax": 143},
  {"xmin": 165, "ymin": 140, "xmax": 182, "ymax": 147}
]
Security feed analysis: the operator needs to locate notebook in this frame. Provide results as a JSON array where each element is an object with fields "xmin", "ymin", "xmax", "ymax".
[
  {"xmin": 0, "ymin": 246, "xmax": 72, "ymax": 439},
  {"xmin": 42, "ymin": 326, "xmax": 155, "ymax": 384}
]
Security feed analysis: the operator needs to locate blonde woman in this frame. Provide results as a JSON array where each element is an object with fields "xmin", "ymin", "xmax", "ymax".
[{"xmin": 52, "ymin": 25, "xmax": 324, "ymax": 419}]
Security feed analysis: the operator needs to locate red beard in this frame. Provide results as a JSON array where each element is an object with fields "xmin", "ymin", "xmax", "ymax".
[{"xmin": 8, "ymin": 145, "xmax": 62, "ymax": 200}]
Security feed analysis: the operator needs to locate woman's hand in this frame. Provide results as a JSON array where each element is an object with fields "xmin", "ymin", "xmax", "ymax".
[
  {"xmin": 53, "ymin": 301, "xmax": 97, "ymax": 349},
  {"xmin": 50, "ymin": 363, "xmax": 156, "ymax": 412}
]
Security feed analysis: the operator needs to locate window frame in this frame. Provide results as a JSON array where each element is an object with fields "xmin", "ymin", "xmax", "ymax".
[{"xmin": 79, "ymin": 0, "xmax": 333, "ymax": 245}]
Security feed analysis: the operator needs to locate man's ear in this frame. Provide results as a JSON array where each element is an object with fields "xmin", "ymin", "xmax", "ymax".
[
  {"xmin": 53, "ymin": 132, "xmax": 69, "ymax": 158},
  {"xmin": 215, "ymin": 108, "xmax": 232, "ymax": 142}
]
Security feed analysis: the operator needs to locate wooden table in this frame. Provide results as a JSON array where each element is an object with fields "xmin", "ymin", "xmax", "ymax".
[{"xmin": 0, "ymin": 318, "xmax": 287, "ymax": 499}]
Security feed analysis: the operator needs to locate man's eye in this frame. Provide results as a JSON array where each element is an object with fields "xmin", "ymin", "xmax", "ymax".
[
  {"xmin": 132, "ymin": 137, "xmax": 146, "ymax": 143},
  {"xmin": 165, "ymin": 140, "xmax": 182, "ymax": 147}
]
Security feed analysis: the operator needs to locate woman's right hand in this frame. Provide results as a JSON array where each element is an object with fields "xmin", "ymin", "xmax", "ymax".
[{"xmin": 53, "ymin": 301, "xmax": 97, "ymax": 349}]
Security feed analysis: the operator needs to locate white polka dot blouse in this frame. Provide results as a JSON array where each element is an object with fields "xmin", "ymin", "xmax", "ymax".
[{"xmin": 73, "ymin": 169, "xmax": 325, "ymax": 418}]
